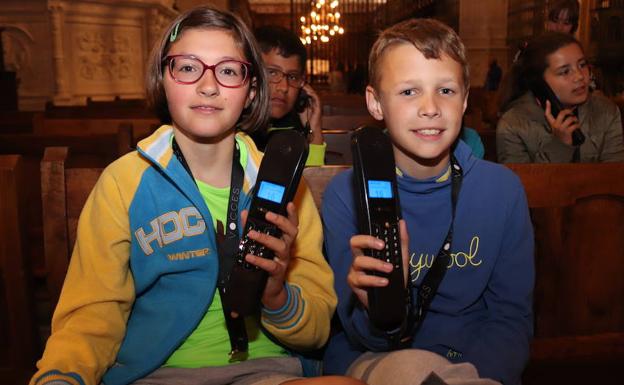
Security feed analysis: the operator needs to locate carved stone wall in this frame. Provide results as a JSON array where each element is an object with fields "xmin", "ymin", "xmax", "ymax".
[{"xmin": 0, "ymin": 0, "xmax": 177, "ymax": 110}]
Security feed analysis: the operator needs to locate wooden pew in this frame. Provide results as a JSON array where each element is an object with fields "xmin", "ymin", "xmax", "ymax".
[
  {"xmin": 38, "ymin": 157, "xmax": 624, "ymax": 384},
  {"xmin": 507, "ymin": 163, "xmax": 624, "ymax": 385},
  {"xmin": 41, "ymin": 147, "xmax": 105, "ymax": 312},
  {"xmin": 33, "ymin": 114, "xmax": 159, "ymax": 144},
  {"xmin": 0, "ymin": 155, "xmax": 38, "ymax": 384},
  {"xmin": 321, "ymin": 114, "xmax": 378, "ymax": 131},
  {"xmin": 303, "ymin": 165, "xmax": 350, "ymax": 211},
  {"xmin": 44, "ymin": 99, "xmax": 155, "ymax": 119},
  {"xmin": 1, "ymin": 122, "xmax": 134, "ymax": 167},
  {"xmin": 0, "ymin": 111, "xmax": 36, "ymax": 134},
  {"xmin": 323, "ymin": 130, "xmax": 352, "ymax": 165}
]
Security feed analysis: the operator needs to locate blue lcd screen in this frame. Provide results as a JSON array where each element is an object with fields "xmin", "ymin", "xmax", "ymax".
[
  {"xmin": 368, "ymin": 180, "xmax": 393, "ymax": 199},
  {"xmin": 257, "ymin": 181, "xmax": 286, "ymax": 203}
]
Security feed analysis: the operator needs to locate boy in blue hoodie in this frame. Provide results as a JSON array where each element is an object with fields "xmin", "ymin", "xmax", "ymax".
[{"xmin": 322, "ymin": 18, "xmax": 534, "ymax": 385}]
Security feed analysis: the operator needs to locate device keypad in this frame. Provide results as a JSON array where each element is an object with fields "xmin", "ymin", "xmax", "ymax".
[{"xmin": 372, "ymin": 221, "xmax": 401, "ymax": 269}]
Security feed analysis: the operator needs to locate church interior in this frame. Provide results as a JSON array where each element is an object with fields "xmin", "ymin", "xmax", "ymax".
[{"xmin": 1, "ymin": 1, "xmax": 624, "ymax": 384}]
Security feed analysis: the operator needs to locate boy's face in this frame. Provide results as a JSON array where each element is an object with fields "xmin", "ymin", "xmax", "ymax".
[
  {"xmin": 366, "ymin": 43, "xmax": 467, "ymax": 178},
  {"xmin": 262, "ymin": 48, "xmax": 304, "ymax": 120}
]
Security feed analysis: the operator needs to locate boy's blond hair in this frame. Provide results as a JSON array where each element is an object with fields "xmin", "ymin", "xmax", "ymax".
[{"xmin": 368, "ymin": 18, "xmax": 469, "ymax": 91}]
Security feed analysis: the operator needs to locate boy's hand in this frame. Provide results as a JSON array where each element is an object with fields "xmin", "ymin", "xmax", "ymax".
[
  {"xmin": 298, "ymin": 84, "xmax": 323, "ymax": 145},
  {"xmin": 544, "ymin": 100, "xmax": 579, "ymax": 146},
  {"xmin": 240, "ymin": 202, "xmax": 298, "ymax": 311},
  {"xmin": 347, "ymin": 220, "xmax": 410, "ymax": 309}
]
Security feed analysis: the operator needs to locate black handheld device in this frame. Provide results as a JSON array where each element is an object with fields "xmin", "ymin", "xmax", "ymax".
[
  {"xmin": 351, "ymin": 125, "xmax": 407, "ymax": 332},
  {"xmin": 224, "ymin": 130, "xmax": 309, "ymax": 317},
  {"xmin": 531, "ymin": 78, "xmax": 585, "ymax": 146},
  {"xmin": 295, "ymin": 89, "xmax": 312, "ymax": 113}
]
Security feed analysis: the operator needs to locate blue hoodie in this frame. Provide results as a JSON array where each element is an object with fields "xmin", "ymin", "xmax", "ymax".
[{"xmin": 322, "ymin": 141, "xmax": 534, "ymax": 385}]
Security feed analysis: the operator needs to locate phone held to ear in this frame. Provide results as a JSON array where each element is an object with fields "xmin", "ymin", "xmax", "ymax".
[
  {"xmin": 531, "ymin": 79, "xmax": 585, "ymax": 146},
  {"xmin": 295, "ymin": 89, "xmax": 312, "ymax": 113},
  {"xmin": 224, "ymin": 130, "xmax": 309, "ymax": 317}
]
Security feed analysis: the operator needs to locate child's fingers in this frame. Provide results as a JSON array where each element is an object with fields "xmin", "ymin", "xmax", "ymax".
[
  {"xmin": 543, "ymin": 100, "xmax": 555, "ymax": 124},
  {"xmin": 352, "ymin": 255, "xmax": 393, "ymax": 274},
  {"xmin": 264, "ymin": 209, "xmax": 298, "ymax": 245},
  {"xmin": 245, "ymin": 253, "xmax": 282, "ymax": 275},
  {"xmin": 348, "ymin": 269, "xmax": 388, "ymax": 290},
  {"xmin": 350, "ymin": 235, "xmax": 385, "ymax": 255},
  {"xmin": 246, "ymin": 230, "xmax": 290, "ymax": 259}
]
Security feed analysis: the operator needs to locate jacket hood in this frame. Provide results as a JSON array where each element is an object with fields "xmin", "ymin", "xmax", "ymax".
[{"xmin": 135, "ymin": 125, "xmax": 261, "ymax": 193}]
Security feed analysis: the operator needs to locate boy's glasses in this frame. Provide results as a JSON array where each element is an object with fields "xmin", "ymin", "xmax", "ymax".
[
  {"xmin": 164, "ymin": 55, "xmax": 251, "ymax": 88},
  {"xmin": 266, "ymin": 67, "xmax": 305, "ymax": 88}
]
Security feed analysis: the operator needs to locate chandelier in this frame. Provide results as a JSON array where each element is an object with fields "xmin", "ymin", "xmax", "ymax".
[{"xmin": 300, "ymin": 0, "xmax": 345, "ymax": 45}]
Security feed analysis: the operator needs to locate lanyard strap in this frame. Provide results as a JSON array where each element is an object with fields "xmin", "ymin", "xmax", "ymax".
[
  {"xmin": 388, "ymin": 154, "xmax": 463, "ymax": 349},
  {"xmin": 172, "ymin": 137, "xmax": 249, "ymax": 360},
  {"xmin": 414, "ymin": 154, "xmax": 463, "ymax": 321}
]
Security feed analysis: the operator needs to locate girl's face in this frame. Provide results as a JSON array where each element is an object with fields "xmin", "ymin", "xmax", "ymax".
[
  {"xmin": 543, "ymin": 43, "xmax": 590, "ymax": 107},
  {"xmin": 164, "ymin": 28, "xmax": 255, "ymax": 141}
]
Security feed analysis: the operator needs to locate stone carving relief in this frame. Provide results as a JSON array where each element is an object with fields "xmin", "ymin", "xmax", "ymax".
[
  {"xmin": 76, "ymin": 32, "xmax": 134, "ymax": 81},
  {"xmin": 69, "ymin": 24, "xmax": 144, "ymax": 95}
]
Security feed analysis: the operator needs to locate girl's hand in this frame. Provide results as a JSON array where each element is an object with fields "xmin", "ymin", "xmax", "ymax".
[
  {"xmin": 544, "ymin": 100, "xmax": 580, "ymax": 146},
  {"xmin": 347, "ymin": 220, "xmax": 410, "ymax": 309},
  {"xmin": 298, "ymin": 84, "xmax": 323, "ymax": 145},
  {"xmin": 240, "ymin": 202, "xmax": 299, "ymax": 310}
]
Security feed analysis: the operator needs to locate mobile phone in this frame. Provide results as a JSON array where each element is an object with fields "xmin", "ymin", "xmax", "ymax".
[
  {"xmin": 531, "ymin": 78, "xmax": 585, "ymax": 146},
  {"xmin": 295, "ymin": 89, "xmax": 312, "ymax": 113},
  {"xmin": 351, "ymin": 125, "xmax": 407, "ymax": 332},
  {"xmin": 224, "ymin": 130, "xmax": 309, "ymax": 317}
]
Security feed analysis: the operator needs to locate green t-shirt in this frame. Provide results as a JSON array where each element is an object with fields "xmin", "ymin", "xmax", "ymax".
[{"xmin": 164, "ymin": 137, "xmax": 287, "ymax": 368}]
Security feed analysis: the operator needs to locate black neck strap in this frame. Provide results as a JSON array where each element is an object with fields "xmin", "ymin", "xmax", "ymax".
[
  {"xmin": 388, "ymin": 154, "xmax": 463, "ymax": 348},
  {"xmin": 172, "ymin": 136, "xmax": 249, "ymax": 360}
]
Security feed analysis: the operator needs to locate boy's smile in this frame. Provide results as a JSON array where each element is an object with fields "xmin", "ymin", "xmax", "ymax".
[{"xmin": 366, "ymin": 42, "xmax": 467, "ymax": 179}]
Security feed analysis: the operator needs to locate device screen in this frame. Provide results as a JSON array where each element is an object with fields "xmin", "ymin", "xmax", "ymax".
[
  {"xmin": 257, "ymin": 181, "xmax": 286, "ymax": 203},
  {"xmin": 368, "ymin": 180, "xmax": 393, "ymax": 199}
]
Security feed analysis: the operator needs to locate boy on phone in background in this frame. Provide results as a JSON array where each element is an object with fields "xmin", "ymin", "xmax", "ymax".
[
  {"xmin": 252, "ymin": 25, "xmax": 326, "ymax": 166},
  {"xmin": 322, "ymin": 18, "xmax": 534, "ymax": 385}
]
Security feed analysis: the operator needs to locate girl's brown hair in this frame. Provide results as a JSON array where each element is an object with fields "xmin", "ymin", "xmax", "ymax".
[{"xmin": 145, "ymin": 5, "xmax": 269, "ymax": 133}]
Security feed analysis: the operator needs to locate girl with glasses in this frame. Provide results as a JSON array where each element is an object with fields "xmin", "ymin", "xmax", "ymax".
[{"xmin": 32, "ymin": 5, "xmax": 360, "ymax": 385}]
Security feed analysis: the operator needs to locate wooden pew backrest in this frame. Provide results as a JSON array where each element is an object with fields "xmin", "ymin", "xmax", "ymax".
[
  {"xmin": 323, "ymin": 130, "xmax": 352, "ymax": 165},
  {"xmin": 0, "ymin": 155, "xmax": 38, "ymax": 383},
  {"xmin": 507, "ymin": 162, "xmax": 624, "ymax": 361},
  {"xmin": 303, "ymin": 166, "xmax": 350, "ymax": 211},
  {"xmin": 41, "ymin": 147, "xmax": 104, "ymax": 313}
]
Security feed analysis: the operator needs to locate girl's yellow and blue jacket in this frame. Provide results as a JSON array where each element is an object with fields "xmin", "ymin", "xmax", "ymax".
[{"xmin": 31, "ymin": 126, "xmax": 337, "ymax": 385}]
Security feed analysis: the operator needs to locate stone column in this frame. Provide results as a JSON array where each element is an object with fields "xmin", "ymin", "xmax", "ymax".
[{"xmin": 48, "ymin": 0, "xmax": 71, "ymax": 104}]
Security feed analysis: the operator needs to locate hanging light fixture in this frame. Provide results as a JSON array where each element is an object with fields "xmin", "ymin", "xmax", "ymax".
[{"xmin": 300, "ymin": 0, "xmax": 345, "ymax": 45}]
